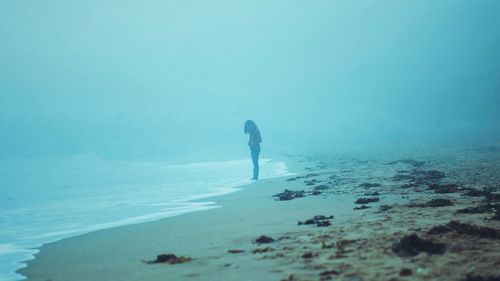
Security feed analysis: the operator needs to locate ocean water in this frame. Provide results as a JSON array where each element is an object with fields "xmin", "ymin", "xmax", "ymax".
[{"xmin": 0, "ymin": 155, "xmax": 291, "ymax": 281}]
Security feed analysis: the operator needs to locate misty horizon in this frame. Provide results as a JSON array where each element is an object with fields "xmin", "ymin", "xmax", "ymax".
[{"xmin": 1, "ymin": 1, "xmax": 499, "ymax": 161}]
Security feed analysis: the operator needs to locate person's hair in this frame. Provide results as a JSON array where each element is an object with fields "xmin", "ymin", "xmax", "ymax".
[{"xmin": 244, "ymin": 120, "xmax": 257, "ymax": 134}]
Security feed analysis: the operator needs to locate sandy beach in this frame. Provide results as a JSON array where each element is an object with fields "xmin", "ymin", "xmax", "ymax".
[
  {"xmin": 3, "ymin": 1, "xmax": 500, "ymax": 280},
  {"xmin": 19, "ymin": 144, "xmax": 500, "ymax": 281}
]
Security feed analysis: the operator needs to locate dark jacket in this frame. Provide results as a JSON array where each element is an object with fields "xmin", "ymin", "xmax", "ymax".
[{"xmin": 248, "ymin": 129, "xmax": 262, "ymax": 149}]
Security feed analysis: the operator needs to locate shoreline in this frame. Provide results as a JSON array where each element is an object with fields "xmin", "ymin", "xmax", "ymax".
[
  {"xmin": 19, "ymin": 145, "xmax": 500, "ymax": 281},
  {"xmin": 4, "ymin": 157, "xmax": 292, "ymax": 281}
]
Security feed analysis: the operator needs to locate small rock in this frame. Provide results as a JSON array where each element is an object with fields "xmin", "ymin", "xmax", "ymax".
[
  {"xmin": 302, "ymin": 252, "xmax": 317, "ymax": 259},
  {"xmin": 355, "ymin": 197, "xmax": 380, "ymax": 204},
  {"xmin": 400, "ymin": 268, "xmax": 413, "ymax": 276},
  {"xmin": 255, "ymin": 235, "xmax": 274, "ymax": 243}
]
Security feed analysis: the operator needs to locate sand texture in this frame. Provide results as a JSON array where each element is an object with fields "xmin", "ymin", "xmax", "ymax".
[{"xmin": 20, "ymin": 145, "xmax": 500, "ymax": 281}]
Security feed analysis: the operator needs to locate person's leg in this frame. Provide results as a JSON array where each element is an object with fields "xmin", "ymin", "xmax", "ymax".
[{"xmin": 251, "ymin": 146, "xmax": 260, "ymax": 180}]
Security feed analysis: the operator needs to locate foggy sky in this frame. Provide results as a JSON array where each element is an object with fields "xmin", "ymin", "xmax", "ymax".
[{"xmin": 1, "ymin": 0, "xmax": 499, "ymax": 160}]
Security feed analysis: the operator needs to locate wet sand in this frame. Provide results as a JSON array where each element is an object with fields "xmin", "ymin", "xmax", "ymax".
[{"xmin": 20, "ymin": 144, "xmax": 500, "ymax": 281}]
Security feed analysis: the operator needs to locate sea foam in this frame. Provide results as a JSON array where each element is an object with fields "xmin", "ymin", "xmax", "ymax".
[{"xmin": 0, "ymin": 156, "xmax": 291, "ymax": 281}]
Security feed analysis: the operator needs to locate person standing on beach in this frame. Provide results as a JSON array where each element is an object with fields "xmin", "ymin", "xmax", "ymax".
[{"xmin": 244, "ymin": 120, "xmax": 262, "ymax": 180}]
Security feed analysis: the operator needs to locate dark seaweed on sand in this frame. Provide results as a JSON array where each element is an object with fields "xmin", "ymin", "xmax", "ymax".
[
  {"xmin": 456, "ymin": 203, "xmax": 500, "ymax": 215},
  {"xmin": 428, "ymin": 183, "xmax": 460, "ymax": 193},
  {"xmin": 463, "ymin": 274, "xmax": 500, "ymax": 281},
  {"xmin": 392, "ymin": 233, "xmax": 445, "ymax": 256},
  {"xmin": 354, "ymin": 197, "xmax": 379, "ymax": 204},
  {"xmin": 427, "ymin": 221, "xmax": 500, "ymax": 239},
  {"xmin": 410, "ymin": 198, "xmax": 453, "ymax": 208},
  {"xmin": 298, "ymin": 215, "xmax": 334, "ymax": 227},
  {"xmin": 353, "ymin": 205, "xmax": 370, "ymax": 210},
  {"xmin": 273, "ymin": 189, "xmax": 306, "ymax": 201},
  {"xmin": 143, "ymin": 254, "xmax": 192, "ymax": 264}
]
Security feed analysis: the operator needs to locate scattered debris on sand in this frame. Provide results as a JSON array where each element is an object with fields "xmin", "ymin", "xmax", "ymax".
[
  {"xmin": 268, "ymin": 152, "xmax": 500, "ymax": 281},
  {"xmin": 428, "ymin": 183, "xmax": 460, "ymax": 193},
  {"xmin": 319, "ymin": 269, "xmax": 341, "ymax": 281},
  {"xmin": 142, "ymin": 254, "xmax": 192, "ymax": 264},
  {"xmin": 461, "ymin": 187, "xmax": 491, "ymax": 197},
  {"xmin": 313, "ymin": 185, "xmax": 330, "ymax": 191},
  {"xmin": 456, "ymin": 203, "xmax": 500, "ymax": 215},
  {"xmin": 427, "ymin": 221, "xmax": 500, "ymax": 239},
  {"xmin": 392, "ymin": 233, "xmax": 446, "ymax": 256},
  {"xmin": 273, "ymin": 189, "xmax": 306, "ymax": 201},
  {"xmin": 301, "ymin": 252, "xmax": 318, "ymax": 259},
  {"xmin": 354, "ymin": 197, "xmax": 379, "ymax": 204},
  {"xmin": 463, "ymin": 273, "xmax": 500, "ymax": 281},
  {"xmin": 410, "ymin": 198, "xmax": 453, "ymax": 207},
  {"xmin": 353, "ymin": 205, "xmax": 370, "ymax": 210},
  {"xmin": 399, "ymin": 268, "xmax": 413, "ymax": 276},
  {"xmin": 298, "ymin": 215, "xmax": 334, "ymax": 227},
  {"xmin": 304, "ymin": 179, "xmax": 320, "ymax": 185}
]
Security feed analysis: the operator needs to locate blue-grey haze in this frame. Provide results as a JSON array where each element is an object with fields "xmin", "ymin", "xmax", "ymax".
[{"xmin": 1, "ymin": 0, "xmax": 499, "ymax": 161}]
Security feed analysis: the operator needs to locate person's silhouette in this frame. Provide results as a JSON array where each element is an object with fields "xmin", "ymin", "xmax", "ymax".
[{"xmin": 244, "ymin": 120, "xmax": 262, "ymax": 180}]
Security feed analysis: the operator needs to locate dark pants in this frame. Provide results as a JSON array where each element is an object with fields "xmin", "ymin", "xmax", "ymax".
[{"xmin": 250, "ymin": 146, "xmax": 261, "ymax": 180}]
